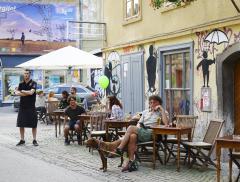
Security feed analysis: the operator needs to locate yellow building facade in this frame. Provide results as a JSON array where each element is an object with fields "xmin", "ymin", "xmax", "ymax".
[{"xmin": 102, "ymin": 0, "xmax": 240, "ymax": 138}]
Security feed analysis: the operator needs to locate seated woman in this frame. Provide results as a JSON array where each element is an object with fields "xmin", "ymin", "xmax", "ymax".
[
  {"xmin": 115, "ymin": 95, "xmax": 169, "ymax": 172},
  {"xmin": 108, "ymin": 95, "xmax": 124, "ymax": 120},
  {"xmin": 58, "ymin": 90, "xmax": 69, "ymax": 109},
  {"xmin": 64, "ymin": 96, "xmax": 86, "ymax": 145},
  {"xmin": 48, "ymin": 91, "xmax": 58, "ymax": 101}
]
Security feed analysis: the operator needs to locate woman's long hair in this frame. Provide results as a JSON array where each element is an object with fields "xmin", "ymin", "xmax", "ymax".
[
  {"xmin": 48, "ymin": 91, "xmax": 55, "ymax": 99},
  {"xmin": 108, "ymin": 95, "xmax": 122, "ymax": 109}
]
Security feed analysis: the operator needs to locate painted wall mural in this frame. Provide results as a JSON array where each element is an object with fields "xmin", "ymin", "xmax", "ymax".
[
  {"xmin": 91, "ymin": 68, "xmax": 104, "ymax": 98},
  {"xmin": 0, "ymin": 1, "xmax": 77, "ymax": 54},
  {"xmin": 196, "ymin": 51, "xmax": 215, "ymax": 87},
  {"xmin": 106, "ymin": 51, "xmax": 121, "ymax": 97},
  {"xmin": 90, "ymin": 52, "xmax": 121, "ymax": 99},
  {"xmin": 146, "ymin": 45, "xmax": 157, "ymax": 92}
]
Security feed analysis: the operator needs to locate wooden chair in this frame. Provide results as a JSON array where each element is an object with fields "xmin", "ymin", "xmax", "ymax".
[
  {"xmin": 136, "ymin": 135, "xmax": 165, "ymax": 165},
  {"xmin": 90, "ymin": 112, "xmax": 108, "ymax": 140},
  {"xmin": 45, "ymin": 101, "xmax": 59, "ymax": 125},
  {"xmin": 229, "ymin": 150, "xmax": 240, "ymax": 182},
  {"xmin": 182, "ymin": 119, "xmax": 224, "ymax": 169},
  {"xmin": 166, "ymin": 115, "xmax": 198, "ymax": 163}
]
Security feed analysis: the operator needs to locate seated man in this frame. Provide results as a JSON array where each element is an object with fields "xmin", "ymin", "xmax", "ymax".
[
  {"xmin": 64, "ymin": 96, "xmax": 86, "ymax": 145},
  {"xmin": 116, "ymin": 95, "xmax": 169, "ymax": 172}
]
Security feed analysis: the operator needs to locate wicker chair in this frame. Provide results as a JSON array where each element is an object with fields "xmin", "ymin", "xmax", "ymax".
[
  {"xmin": 166, "ymin": 115, "xmax": 198, "ymax": 163},
  {"xmin": 182, "ymin": 119, "xmax": 224, "ymax": 169}
]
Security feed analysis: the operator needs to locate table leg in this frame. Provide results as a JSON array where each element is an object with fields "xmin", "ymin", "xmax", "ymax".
[
  {"xmin": 153, "ymin": 133, "xmax": 156, "ymax": 169},
  {"xmin": 188, "ymin": 131, "xmax": 191, "ymax": 165},
  {"xmin": 106, "ymin": 124, "xmax": 109, "ymax": 141},
  {"xmin": 55, "ymin": 116, "xmax": 57, "ymax": 137},
  {"xmin": 229, "ymin": 149, "xmax": 232, "ymax": 182},
  {"xmin": 58, "ymin": 116, "xmax": 61, "ymax": 135},
  {"xmin": 216, "ymin": 144, "xmax": 221, "ymax": 182},
  {"xmin": 80, "ymin": 120, "xmax": 83, "ymax": 145},
  {"xmin": 177, "ymin": 132, "xmax": 180, "ymax": 172}
]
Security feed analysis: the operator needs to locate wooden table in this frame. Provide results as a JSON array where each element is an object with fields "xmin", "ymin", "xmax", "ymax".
[
  {"xmin": 151, "ymin": 125, "xmax": 192, "ymax": 171},
  {"xmin": 52, "ymin": 109, "xmax": 65, "ymax": 137},
  {"xmin": 216, "ymin": 135, "xmax": 240, "ymax": 182},
  {"xmin": 105, "ymin": 119, "xmax": 132, "ymax": 141}
]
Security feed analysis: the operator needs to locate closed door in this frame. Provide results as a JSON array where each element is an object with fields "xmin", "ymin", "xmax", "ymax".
[
  {"xmin": 234, "ymin": 61, "xmax": 240, "ymax": 134},
  {"xmin": 121, "ymin": 52, "xmax": 144, "ymax": 114}
]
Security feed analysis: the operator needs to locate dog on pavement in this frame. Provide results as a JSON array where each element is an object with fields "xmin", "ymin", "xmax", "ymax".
[{"xmin": 86, "ymin": 138, "xmax": 123, "ymax": 172}]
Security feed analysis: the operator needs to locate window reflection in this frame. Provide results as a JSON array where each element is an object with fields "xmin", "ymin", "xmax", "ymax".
[{"xmin": 163, "ymin": 51, "xmax": 191, "ymax": 117}]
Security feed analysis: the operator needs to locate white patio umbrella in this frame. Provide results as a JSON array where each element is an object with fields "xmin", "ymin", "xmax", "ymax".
[{"xmin": 16, "ymin": 46, "xmax": 103, "ymax": 70}]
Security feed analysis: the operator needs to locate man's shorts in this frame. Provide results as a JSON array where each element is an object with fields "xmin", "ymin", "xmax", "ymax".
[
  {"xmin": 137, "ymin": 127, "xmax": 153, "ymax": 142},
  {"xmin": 68, "ymin": 120, "xmax": 77, "ymax": 130}
]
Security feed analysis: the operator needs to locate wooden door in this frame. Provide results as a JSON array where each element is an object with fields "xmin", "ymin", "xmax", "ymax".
[{"xmin": 234, "ymin": 61, "xmax": 240, "ymax": 134}]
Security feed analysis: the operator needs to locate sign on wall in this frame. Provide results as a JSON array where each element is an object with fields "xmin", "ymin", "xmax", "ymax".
[{"xmin": 201, "ymin": 87, "xmax": 212, "ymax": 112}]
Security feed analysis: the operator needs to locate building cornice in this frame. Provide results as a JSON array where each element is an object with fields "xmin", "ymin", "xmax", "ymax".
[{"xmin": 102, "ymin": 15, "xmax": 240, "ymax": 52}]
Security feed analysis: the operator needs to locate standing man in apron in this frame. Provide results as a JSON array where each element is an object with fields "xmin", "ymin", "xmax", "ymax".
[{"xmin": 15, "ymin": 69, "xmax": 38, "ymax": 146}]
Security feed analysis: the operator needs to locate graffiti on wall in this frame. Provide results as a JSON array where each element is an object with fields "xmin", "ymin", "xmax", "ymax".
[
  {"xmin": 106, "ymin": 51, "xmax": 121, "ymax": 97},
  {"xmin": 91, "ymin": 51, "xmax": 121, "ymax": 98},
  {"xmin": 91, "ymin": 68, "xmax": 104, "ymax": 98},
  {"xmin": 194, "ymin": 27, "xmax": 240, "ymax": 59}
]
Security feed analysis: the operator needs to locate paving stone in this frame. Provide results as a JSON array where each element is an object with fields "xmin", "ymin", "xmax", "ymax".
[{"xmin": 0, "ymin": 107, "xmax": 237, "ymax": 182}]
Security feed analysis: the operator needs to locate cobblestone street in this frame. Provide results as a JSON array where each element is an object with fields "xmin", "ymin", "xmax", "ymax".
[{"xmin": 0, "ymin": 107, "xmax": 234, "ymax": 182}]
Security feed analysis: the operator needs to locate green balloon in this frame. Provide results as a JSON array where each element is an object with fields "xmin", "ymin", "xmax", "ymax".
[{"xmin": 98, "ymin": 75, "xmax": 109, "ymax": 89}]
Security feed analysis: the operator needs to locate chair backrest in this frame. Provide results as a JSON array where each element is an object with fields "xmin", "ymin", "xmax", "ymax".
[
  {"xmin": 46, "ymin": 101, "xmax": 59, "ymax": 114},
  {"xmin": 176, "ymin": 115, "xmax": 198, "ymax": 140},
  {"xmin": 89, "ymin": 113, "xmax": 102, "ymax": 132},
  {"xmin": 203, "ymin": 119, "xmax": 224, "ymax": 144}
]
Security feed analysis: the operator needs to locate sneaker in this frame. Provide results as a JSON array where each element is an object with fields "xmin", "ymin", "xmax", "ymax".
[
  {"xmin": 64, "ymin": 139, "xmax": 70, "ymax": 145},
  {"xmin": 16, "ymin": 140, "xmax": 25, "ymax": 146},
  {"xmin": 33, "ymin": 140, "xmax": 39, "ymax": 146}
]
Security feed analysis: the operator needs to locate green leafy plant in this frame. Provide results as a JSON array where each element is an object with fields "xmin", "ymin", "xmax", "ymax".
[{"xmin": 149, "ymin": 0, "xmax": 195, "ymax": 9}]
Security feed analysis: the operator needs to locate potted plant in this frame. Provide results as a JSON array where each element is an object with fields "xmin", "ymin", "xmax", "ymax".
[{"xmin": 150, "ymin": 0, "xmax": 195, "ymax": 9}]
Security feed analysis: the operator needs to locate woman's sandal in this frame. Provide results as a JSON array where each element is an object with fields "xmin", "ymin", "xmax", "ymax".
[{"xmin": 115, "ymin": 148, "xmax": 123, "ymax": 156}]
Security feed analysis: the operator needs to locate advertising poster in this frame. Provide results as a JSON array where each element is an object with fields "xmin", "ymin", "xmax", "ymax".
[{"xmin": 0, "ymin": 1, "xmax": 77, "ymax": 54}]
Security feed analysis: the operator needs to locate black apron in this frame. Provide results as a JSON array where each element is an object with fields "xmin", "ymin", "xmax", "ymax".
[{"xmin": 16, "ymin": 79, "xmax": 38, "ymax": 128}]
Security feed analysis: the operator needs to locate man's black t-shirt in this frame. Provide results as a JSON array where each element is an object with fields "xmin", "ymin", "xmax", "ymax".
[
  {"xmin": 65, "ymin": 105, "xmax": 85, "ymax": 121},
  {"xmin": 18, "ymin": 79, "xmax": 37, "ymax": 109}
]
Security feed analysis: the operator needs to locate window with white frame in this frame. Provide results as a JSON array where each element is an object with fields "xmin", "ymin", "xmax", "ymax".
[{"xmin": 123, "ymin": 0, "xmax": 141, "ymax": 24}]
